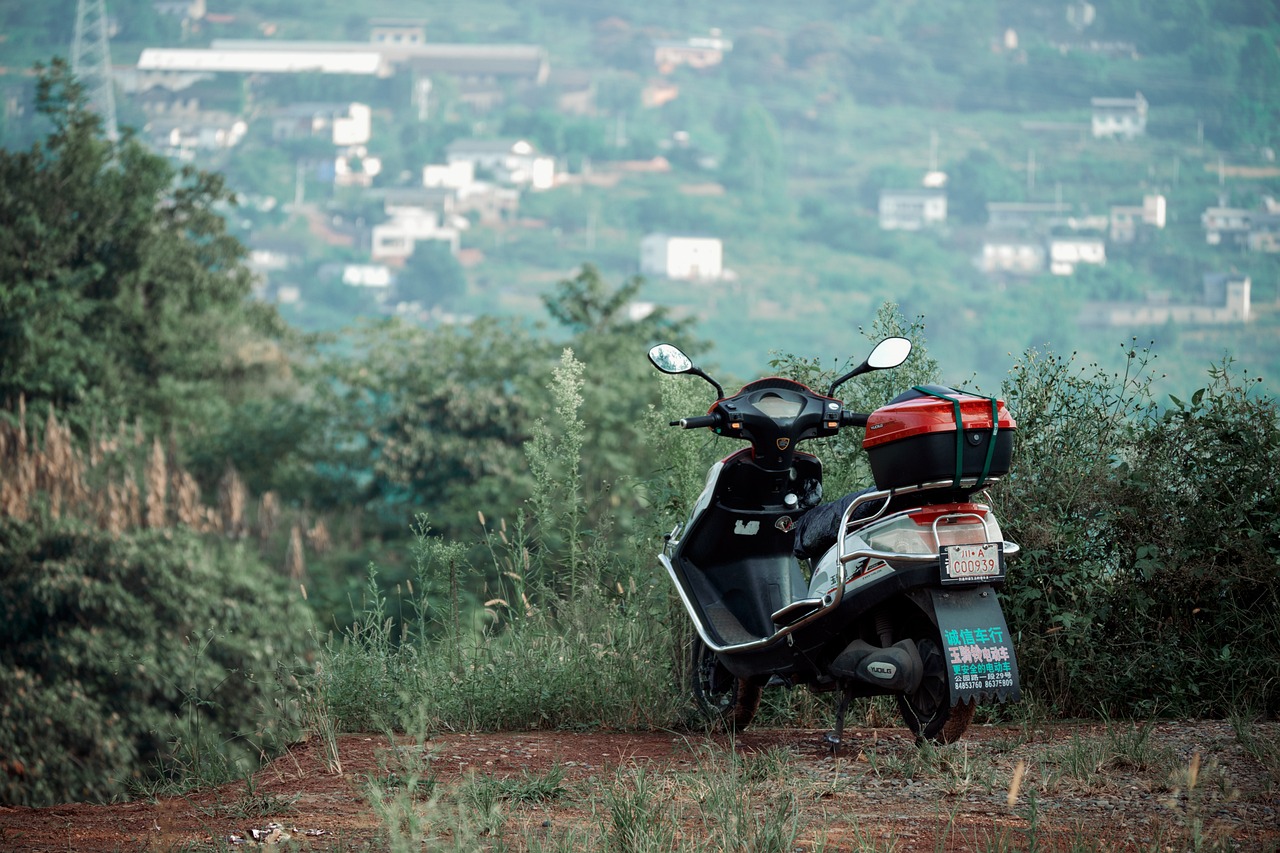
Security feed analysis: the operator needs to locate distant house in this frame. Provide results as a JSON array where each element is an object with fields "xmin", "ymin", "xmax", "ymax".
[
  {"xmin": 445, "ymin": 138, "xmax": 555, "ymax": 191},
  {"xmin": 878, "ymin": 188, "xmax": 947, "ymax": 231},
  {"xmin": 341, "ymin": 264, "xmax": 394, "ymax": 289},
  {"xmin": 544, "ymin": 69, "xmax": 597, "ymax": 116},
  {"xmin": 985, "ymin": 201, "xmax": 1072, "ymax": 232},
  {"xmin": 148, "ymin": 111, "xmax": 247, "ymax": 159},
  {"xmin": 1080, "ymin": 273, "xmax": 1251, "ymax": 326},
  {"xmin": 652, "ymin": 32, "xmax": 733, "ymax": 73},
  {"xmin": 1247, "ymin": 212, "xmax": 1280, "ymax": 253},
  {"xmin": 422, "ymin": 160, "xmax": 475, "ymax": 190},
  {"xmin": 272, "ymin": 102, "xmax": 372, "ymax": 147},
  {"xmin": 1109, "ymin": 194, "xmax": 1166, "ymax": 244},
  {"xmin": 640, "ymin": 234, "xmax": 723, "ymax": 281},
  {"xmin": 371, "ymin": 202, "xmax": 460, "ymax": 262},
  {"xmin": 153, "ymin": 0, "xmax": 205, "ymax": 21},
  {"xmin": 977, "ymin": 234, "xmax": 1046, "ymax": 275},
  {"xmin": 1048, "ymin": 234, "xmax": 1106, "ymax": 275},
  {"xmin": 368, "ymin": 19, "xmax": 427, "ymax": 46},
  {"xmin": 331, "ymin": 149, "xmax": 382, "ymax": 187},
  {"xmin": 1091, "ymin": 92, "xmax": 1147, "ymax": 139},
  {"xmin": 1201, "ymin": 206, "xmax": 1252, "ymax": 247},
  {"xmin": 135, "ymin": 87, "xmax": 201, "ymax": 118}
]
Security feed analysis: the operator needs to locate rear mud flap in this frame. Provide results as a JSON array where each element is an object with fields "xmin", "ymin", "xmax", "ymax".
[{"xmin": 928, "ymin": 586, "xmax": 1021, "ymax": 705}]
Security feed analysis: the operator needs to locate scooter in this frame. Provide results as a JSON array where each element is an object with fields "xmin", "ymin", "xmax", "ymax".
[{"xmin": 648, "ymin": 337, "xmax": 1021, "ymax": 745}]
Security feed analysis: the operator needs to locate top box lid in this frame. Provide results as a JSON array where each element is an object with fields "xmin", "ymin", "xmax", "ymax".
[{"xmin": 863, "ymin": 391, "xmax": 1016, "ymax": 449}]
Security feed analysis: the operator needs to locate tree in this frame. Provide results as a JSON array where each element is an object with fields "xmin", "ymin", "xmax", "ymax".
[
  {"xmin": 1226, "ymin": 33, "xmax": 1280, "ymax": 149},
  {"xmin": 0, "ymin": 60, "xmax": 289, "ymax": 437},
  {"xmin": 721, "ymin": 101, "xmax": 787, "ymax": 208},
  {"xmin": 397, "ymin": 240, "xmax": 467, "ymax": 309},
  {"xmin": 946, "ymin": 149, "xmax": 1025, "ymax": 225},
  {"xmin": 324, "ymin": 316, "xmax": 548, "ymax": 539}
]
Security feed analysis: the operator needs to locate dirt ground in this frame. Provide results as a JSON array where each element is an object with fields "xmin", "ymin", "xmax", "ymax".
[{"xmin": 1, "ymin": 721, "xmax": 1276, "ymax": 852}]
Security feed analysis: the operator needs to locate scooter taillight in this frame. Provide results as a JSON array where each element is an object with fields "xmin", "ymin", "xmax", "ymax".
[{"xmin": 859, "ymin": 504, "xmax": 1001, "ymax": 555}]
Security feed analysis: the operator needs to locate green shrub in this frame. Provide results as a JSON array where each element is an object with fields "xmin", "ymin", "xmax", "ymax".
[
  {"xmin": 0, "ymin": 518, "xmax": 316, "ymax": 806},
  {"xmin": 997, "ymin": 347, "xmax": 1280, "ymax": 717}
]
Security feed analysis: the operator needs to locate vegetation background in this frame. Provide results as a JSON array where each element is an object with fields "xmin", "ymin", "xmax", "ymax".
[{"xmin": 0, "ymin": 0, "xmax": 1276, "ymax": 813}]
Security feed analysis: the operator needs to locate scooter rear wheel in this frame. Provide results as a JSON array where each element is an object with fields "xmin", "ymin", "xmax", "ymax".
[
  {"xmin": 690, "ymin": 637, "xmax": 761, "ymax": 730},
  {"xmin": 897, "ymin": 636, "xmax": 975, "ymax": 744}
]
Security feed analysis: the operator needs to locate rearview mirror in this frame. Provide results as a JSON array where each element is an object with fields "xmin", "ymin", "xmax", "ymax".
[
  {"xmin": 648, "ymin": 343, "xmax": 693, "ymax": 374},
  {"xmin": 867, "ymin": 336, "xmax": 912, "ymax": 370}
]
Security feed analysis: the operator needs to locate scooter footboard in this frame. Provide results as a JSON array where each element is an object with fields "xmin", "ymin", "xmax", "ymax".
[{"xmin": 928, "ymin": 586, "xmax": 1021, "ymax": 705}]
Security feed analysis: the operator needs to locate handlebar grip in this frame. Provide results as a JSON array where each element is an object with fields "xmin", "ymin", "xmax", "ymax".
[
  {"xmin": 672, "ymin": 415, "xmax": 719, "ymax": 429},
  {"xmin": 841, "ymin": 411, "xmax": 870, "ymax": 427}
]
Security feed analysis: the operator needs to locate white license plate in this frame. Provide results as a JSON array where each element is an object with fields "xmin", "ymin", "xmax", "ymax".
[{"xmin": 940, "ymin": 542, "xmax": 1005, "ymax": 584}]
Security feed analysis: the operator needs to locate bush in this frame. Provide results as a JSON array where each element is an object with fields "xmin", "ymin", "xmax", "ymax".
[
  {"xmin": 0, "ymin": 519, "xmax": 316, "ymax": 806},
  {"xmin": 997, "ymin": 346, "xmax": 1280, "ymax": 717}
]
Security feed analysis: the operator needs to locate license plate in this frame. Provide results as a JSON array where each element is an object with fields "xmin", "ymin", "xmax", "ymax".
[{"xmin": 940, "ymin": 542, "xmax": 1005, "ymax": 584}]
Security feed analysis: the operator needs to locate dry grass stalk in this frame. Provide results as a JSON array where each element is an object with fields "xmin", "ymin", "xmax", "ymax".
[
  {"xmin": 219, "ymin": 464, "xmax": 248, "ymax": 538},
  {"xmin": 173, "ymin": 469, "xmax": 205, "ymax": 531},
  {"xmin": 1, "ymin": 403, "xmax": 272, "ymax": 547},
  {"xmin": 258, "ymin": 491, "xmax": 280, "ymax": 544},
  {"xmin": 144, "ymin": 438, "xmax": 168, "ymax": 529},
  {"xmin": 285, "ymin": 524, "xmax": 306, "ymax": 580},
  {"xmin": 305, "ymin": 518, "xmax": 332, "ymax": 555}
]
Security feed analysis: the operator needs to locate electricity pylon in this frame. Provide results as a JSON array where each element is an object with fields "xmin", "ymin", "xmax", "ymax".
[{"xmin": 71, "ymin": 0, "xmax": 120, "ymax": 142}]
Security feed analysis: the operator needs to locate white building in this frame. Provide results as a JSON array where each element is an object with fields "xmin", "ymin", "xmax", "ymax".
[
  {"xmin": 639, "ymin": 234, "xmax": 723, "ymax": 281},
  {"xmin": 423, "ymin": 160, "xmax": 475, "ymax": 190},
  {"xmin": 444, "ymin": 138, "xmax": 555, "ymax": 191},
  {"xmin": 1049, "ymin": 235, "xmax": 1106, "ymax": 275},
  {"xmin": 978, "ymin": 235, "xmax": 1046, "ymax": 275},
  {"xmin": 371, "ymin": 205, "xmax": 460, "ymax": 262},
  {"xmin": 1091, "ymin": 92, "xmax": 1147, "ymax": 140},
  {"xmin": 1201, "ymin": 206, "xmax": 1253, "ymax": 246},
  {"xmin": 1109, "ymin": 194, "xmax": 1167, "ymax": 243},
  {"xmin": 342, "ymin": 264, "xmax": 393, "ymax": 288},
  {"xmin": 878, "ymin": 188, "xmax": 947, "ymax": 231},
  {"xmin": 1080, "ymin": 274, "xmax": 1251, "ymax": 326}
]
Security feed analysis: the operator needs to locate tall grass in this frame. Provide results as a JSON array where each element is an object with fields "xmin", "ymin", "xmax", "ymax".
[{"xmin": 318, "ymin": 349, "xmax": 689, "ymax": 734}]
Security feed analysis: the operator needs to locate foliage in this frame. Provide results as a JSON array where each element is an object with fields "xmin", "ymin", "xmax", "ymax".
[
  {"xmin": 0, "ymin": 59, "xmax": 290, "ymax": 438},
  {"xmin": 0, "ymin": 517, "xmax": 316, "ymax": 806},
  {"xmin": 397, "ymin": 240, "xmax": 467, "ymax": 309},
  {"xmin": 996, "ymin": 345, "xmax": 1280, "ymax": 717},
  {"xmin": 320, "ymin": 315, "xmax": 546, "ymax": 540}
]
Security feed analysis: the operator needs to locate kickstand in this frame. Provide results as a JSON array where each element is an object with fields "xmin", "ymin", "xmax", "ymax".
[{"xmin": 822, "ymin": 690, "xmax": 852, "ymax": 752}]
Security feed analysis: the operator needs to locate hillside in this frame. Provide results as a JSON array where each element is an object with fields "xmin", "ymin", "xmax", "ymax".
[{"xmin": 0, "ymin": 0, "xmax": 1276, "ymax": 394}]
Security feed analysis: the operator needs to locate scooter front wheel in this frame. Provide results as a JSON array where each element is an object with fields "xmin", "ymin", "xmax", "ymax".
[
  {"xmin": 897, "ymin": 636, "xmax": 975, "ymax": 744},
  {"xmin": 690, "ymin": 636, "xmax": 761, "ymax": 730}
]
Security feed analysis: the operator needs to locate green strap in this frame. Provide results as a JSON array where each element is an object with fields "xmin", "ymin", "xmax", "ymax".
[
  {"xmin": 912, "ymin": 387, "xmax": 964, "ymax": 487},
  {"xmin": 980, "ymin": 395, "xmax": 1000, "ymax": 485},
  {"xmin": 910, "ymin": 387, "xmax": 1002, "ymax": 488}
]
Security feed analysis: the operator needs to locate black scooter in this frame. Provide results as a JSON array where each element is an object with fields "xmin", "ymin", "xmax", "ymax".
[{"xmin": 649, "ymin": 337, "xmax": 1021, "ymax": 745}]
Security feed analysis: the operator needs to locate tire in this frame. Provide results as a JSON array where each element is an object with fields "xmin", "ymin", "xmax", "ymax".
[
  {"xmin": 896, "ymin": 635, "xmax": 975, "ymax": 744},
  {"xmin": 690, "ymin": 636, "xmax": 761, "ymax": 730}
]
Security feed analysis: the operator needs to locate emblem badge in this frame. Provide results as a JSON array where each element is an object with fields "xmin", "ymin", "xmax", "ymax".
[{"xmin": 776, "ymin": 438, "xmax": 791, "ymax": 450}]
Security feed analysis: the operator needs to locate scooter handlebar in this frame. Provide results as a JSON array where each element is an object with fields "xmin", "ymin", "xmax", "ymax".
[
  {"xmin": 670, "ymin": 415, "xmax": 719, "ymax": 429},
  {"xmin": 840, "ymin": 411, "xmax": 870, "ymax": 427}
]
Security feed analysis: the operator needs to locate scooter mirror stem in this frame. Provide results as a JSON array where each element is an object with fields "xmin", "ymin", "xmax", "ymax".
[
  {"xmin": 827, "ymin": 360, "xmax": 871, "ymax": 397},
  {"xmin": 692, "ymin": 367, "xmax": 725, "ymax": 399},
  {"xmin": 827, "ymin": 337, "xmax": 911, "ymax": 397}
]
